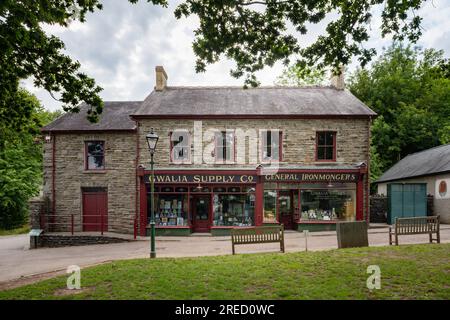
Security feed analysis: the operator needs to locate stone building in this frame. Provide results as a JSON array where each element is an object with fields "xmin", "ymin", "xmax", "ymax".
[
  {"xmin": 40, "ymin": 66, "xmax": 376, "ymax": 236},
  {"xmin": 376, "ymin": 144, "xmax": 450, "ymax": 223}
]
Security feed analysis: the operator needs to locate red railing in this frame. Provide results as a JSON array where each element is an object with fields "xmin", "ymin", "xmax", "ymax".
[
  {"xmin": 39, "ymin": 213, "xmax": 137, "ymax": 239},
  {"xmin": 40, "ymin": 213, "xmax": 106, "ymax": 235}
]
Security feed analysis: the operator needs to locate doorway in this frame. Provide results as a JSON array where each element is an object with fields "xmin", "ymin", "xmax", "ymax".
[
  {"xmin": 192, "ymin": 195, "xmax": 211, "ymax": 232},
  {"xmin": 279, "ymin": 190, "xmax": 295, "ymax": 230},
  {"xmin": 82, "ymin": 188, "xmax": 108, "ymax": 232}
]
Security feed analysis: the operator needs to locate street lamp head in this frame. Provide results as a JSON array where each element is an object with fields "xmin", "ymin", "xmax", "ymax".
[{"xmin": 146, "ymin": 128, "xmax": 159, "ymax": 154}]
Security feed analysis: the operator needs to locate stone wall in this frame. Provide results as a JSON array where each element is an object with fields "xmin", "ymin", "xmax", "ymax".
[
  {"xmin": 43, "ymin": 132, "xmax": 137, "ymax": 234},
  {"xmin": 137, "ymin": 119, "xmax": 370, "ymax": 167},
  {"xmin": 35, "ymin": 235, "xmax": 129, "ymax": 248},
  {"xmin": 138, "ymin": 118, "xmax": 372, "ymax": 219},
  {"xmin": 42, "ymin": 118, "xmax": 372, "ymax": 235},
  {"xmin": 28, "ymin": 197, "xmax": 45, "ymax": 229}
]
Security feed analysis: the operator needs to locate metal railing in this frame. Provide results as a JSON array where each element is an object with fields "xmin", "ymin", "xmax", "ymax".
[{"xmin": 38, "ymin": 214, "xmax": 138, "ymax": 239}]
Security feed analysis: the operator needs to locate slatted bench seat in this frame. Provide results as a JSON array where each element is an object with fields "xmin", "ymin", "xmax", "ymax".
[
  {"xmin": 389, "ymin": 215, "xmax": 440, "ymax": 246},
  {"xmin": 231, "ymin": 225, "xmax": 285, "ymax": 255}
]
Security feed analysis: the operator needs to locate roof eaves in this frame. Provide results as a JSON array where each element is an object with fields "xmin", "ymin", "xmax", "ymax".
[{"xmin": 375, "ymin": 169, "xmax": 450, "ymax": 184}]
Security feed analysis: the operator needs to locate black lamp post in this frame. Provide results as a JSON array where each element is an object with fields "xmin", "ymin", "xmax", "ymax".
[{"xmin": 146, "ymin": 128, "xmax": 159, "ymax": 258}]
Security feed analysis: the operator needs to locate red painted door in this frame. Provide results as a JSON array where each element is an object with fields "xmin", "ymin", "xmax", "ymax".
[
  {"xmin": 279, "ymin": 190, "xmax": 294, "ymax": 230},
  {"xmin": 192, "ymin": 195, "xmax": 211, "ymax": 232},
  {"xmin": 82, "ymin": 191, "xmax": 108, "ymax": 232}
]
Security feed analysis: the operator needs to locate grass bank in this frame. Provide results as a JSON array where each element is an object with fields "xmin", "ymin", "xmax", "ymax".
[
  {"xmin": 0, "ymin": 225, "xmax": 29, "ymax": 236},
  {"xmin": 0, "ymin": 243, "xmax": 449, "ymax": 300}
]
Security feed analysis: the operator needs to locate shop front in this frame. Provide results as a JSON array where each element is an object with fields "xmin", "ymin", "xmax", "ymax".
[
  {"xmin": 262, "ymin": 170, "xmax": 365, "ymax": 232},
  {"xmin": 139, "ymin": 167, "xmax": 367, "ymax": 236},
  {"xmin": 140, "ymin": 170, "xmax": 258, "ymax": 236}
]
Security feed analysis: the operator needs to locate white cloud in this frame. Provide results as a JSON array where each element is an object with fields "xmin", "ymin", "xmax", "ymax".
[{"xmin": 23, "ymin": 0, "xmax": 450, "ymax": 111}]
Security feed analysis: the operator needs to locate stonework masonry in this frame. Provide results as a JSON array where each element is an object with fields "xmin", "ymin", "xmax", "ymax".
[
  {"xmin": 137, "ymin": 118, "xmax": 371, "ymax": 219},
  {"xmin": 137, "ymin": 119, "xmax": 370, "ymax": 167},
  {"xmin": 43, "ymin": 132, "xmax": 137, "ymax": 234},
  {"xmin": 42, "ymin": 117, "xmax": 372, "ymax": 235}
]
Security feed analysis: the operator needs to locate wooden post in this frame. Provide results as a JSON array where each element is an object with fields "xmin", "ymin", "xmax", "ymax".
[
  {"xmin": 71, "ymin": 214, "xmax": 74, "ymax": 235},
  {"xmin": 303, "ymin": 230, "xmax": 309, "ymax": 252}
]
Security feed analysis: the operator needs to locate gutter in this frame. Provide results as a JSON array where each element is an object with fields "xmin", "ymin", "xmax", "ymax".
[
  {"xmin": 375, "ymin": 169, "xmax": 450, "ymax": 184},
  {"xmin": 51, "ymin": 134, "xmax": 56, "ymax": 229}
]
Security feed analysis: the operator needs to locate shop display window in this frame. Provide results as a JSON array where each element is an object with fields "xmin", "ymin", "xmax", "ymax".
[
  {"xmin": 300, "ymin": 189, "xmax": 356, "ymax": 221},
  {"xmin": 263, "ymin": 190, "xmax": 277, "ymax": 222},
  {"xmin": 213, "ymin": 194, "xmax": 255, "ymax": 227},
  {"xmin": 150, "ymin": 194, "xmax": 189, "ymax": 226}
]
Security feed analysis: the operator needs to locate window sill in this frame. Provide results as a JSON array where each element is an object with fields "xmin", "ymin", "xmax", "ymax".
[
  {"xmin": 211, "ymin": 226, "xmax": 254, "ymax": 229},
  {"xmin": 153, "ymin": 225, "xmax": 191, "ymax": 229},
  {"xmin": 314, "ymin": 160, "xmax": 337, "ymax": 164},
  {"xmin": 83, "ymin": 170, "xmax": 107, "ymax": 174},
  {"xmin": 297, "ymin": 219, "xmax": 356, "ymax": 224}
]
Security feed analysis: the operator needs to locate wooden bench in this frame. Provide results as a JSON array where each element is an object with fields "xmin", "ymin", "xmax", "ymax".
[
  {"xmin": 231, "ymin": 225, "xmax": 285, "ymax": 255},
  {"xmin": 389, "ymin": 216, "xmax": 440, "ymax": 246}
]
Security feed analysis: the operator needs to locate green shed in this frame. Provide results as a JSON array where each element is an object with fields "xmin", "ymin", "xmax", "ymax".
[{"xmin": 387, "ymin": 183, "xmax": 427, "ymax": 224}]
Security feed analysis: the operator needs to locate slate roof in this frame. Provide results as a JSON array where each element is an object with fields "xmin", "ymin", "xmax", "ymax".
[
  {"xmin": 42, "ymin": 101, "xmax": 141, "ymax": 132},
  {"xmin": 376, "ymin": 144, "xmax": 450, "ymax": 183},
  {"xmin": 133, "ymin": 86, "xmax": 376, "ymax": 117}
]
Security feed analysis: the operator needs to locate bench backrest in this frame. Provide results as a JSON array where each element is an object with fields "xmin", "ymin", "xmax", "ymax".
[
  {"xmin": 231, "ymin": 226, "xmax": 284, "ymax": 245},
  {"xmin": 395, "ymin": 215, "xmax": 440, "ymax": 234}
]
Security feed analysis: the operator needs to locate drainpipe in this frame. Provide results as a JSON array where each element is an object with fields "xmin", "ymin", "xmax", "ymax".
[
  {"xmin": 51, "ymin": 134, "xmax": 56, "ymax": 231},
  {"xmin": 134, "ymin": 121, "xmax": 140, "ymax": 239}
]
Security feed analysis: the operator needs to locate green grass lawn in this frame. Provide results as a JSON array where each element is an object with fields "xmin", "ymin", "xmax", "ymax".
[
  {"xmin": 1, "ymin": 243, "xmax": 449, "ymax": 300},
  {"xmin": 0, "ymin": 225, "xmax": 30, "ymax": 236}
]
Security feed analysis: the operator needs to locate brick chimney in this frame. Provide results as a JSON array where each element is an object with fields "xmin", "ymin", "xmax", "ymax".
[
  {"xmin": 330, "ymin": 65, "xmax": 345, "ymax": 90},
  {"xmin": 155, "ymin": 66, "xmax": 168, "ymax": 91}
]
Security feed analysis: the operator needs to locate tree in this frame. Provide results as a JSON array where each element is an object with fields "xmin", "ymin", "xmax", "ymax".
[
  {"xmin": 1, "ymin": 1, "xmax": 431, "ymax": 127},
  {"xmin": 275, "ymin": 65, "xmax": 327, "ymax": 86},
  {"xmin": 348, "ymin": 43, "xmax": 450, "ymax": 181},
  {"xmin": 0, "ymin": 0, "xmax": 167, "ymax": 128},
  {"xmin": 0, "ymin": 89, "xmax": 61, "ymax": 229},
  {"xmin": 175, "ymin": 0, "xmax": 428, "ymax": 87}
]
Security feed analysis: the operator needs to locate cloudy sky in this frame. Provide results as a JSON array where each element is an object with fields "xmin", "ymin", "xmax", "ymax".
[{"xmin": 22, "ymin": 0, "xmax": 450, "ymax": 111}]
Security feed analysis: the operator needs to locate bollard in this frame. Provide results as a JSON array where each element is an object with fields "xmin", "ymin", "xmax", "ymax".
[{"xmin": 303, "ymin": 230, "xmax": 309, "ymax": 252}]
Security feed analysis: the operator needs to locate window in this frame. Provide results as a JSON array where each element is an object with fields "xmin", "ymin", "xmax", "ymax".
[
  {"xmin": 263, "ymin": 190, "xmax": 277, "ymax": 222},
  {"xmin": 215, "ymin": 131, "xmax": 235, "ymax": 162},
  {"xmin": 261, "ymin": 130, "xmax": 281, "ymax": 162},
  {"xmin": 85, "ymin": 141, "xmax": 105, "ymax": 170},
  {"xmin": 152, "ymin": 194, "xmax": 188, "ymax": 226},
  {"xmin": 170, "ymin": 130, "xmax": 190, "ymax": 163},
  {"xmin": 300, "ymin": 188, "xmax": 356, "ymax": 221},
  {"xmin": 316, "ymin": 131, "xmax": 336, "ymax": 161},
  {"xmin": 213, "ymin": 194, "xmax": 255, "ymax": 227}
]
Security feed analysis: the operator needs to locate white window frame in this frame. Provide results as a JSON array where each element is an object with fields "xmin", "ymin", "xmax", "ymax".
[
  {"xmin": 260, "ymin": 129, "xmax": 281, "ymax": 163},
  {"xmin": 170, "ymin": 130, "xmax": 191, "ymax": 164},
  {"xmin": 215, "ymin": 130, "xmax": 235, "ymax": 163}
]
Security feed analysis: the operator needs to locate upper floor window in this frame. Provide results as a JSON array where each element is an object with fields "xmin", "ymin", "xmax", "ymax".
[
  {"xmin": 316, "ymin": 131, "xmax": 336, "ymax": 161},
  {"xmin": 215, "ymin": 131, "xmax": 235, "ymax": 163},
  {"xmin": 261, "ymin": 130, "xmax": 281, "ymax": 162},
  {"xmin": 85, "ymin": 141, "xmax": 105, "ymax": 170},
  {"xmin": 170, "ymin": 130, "xmax": 190, "ymax": 163}
]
